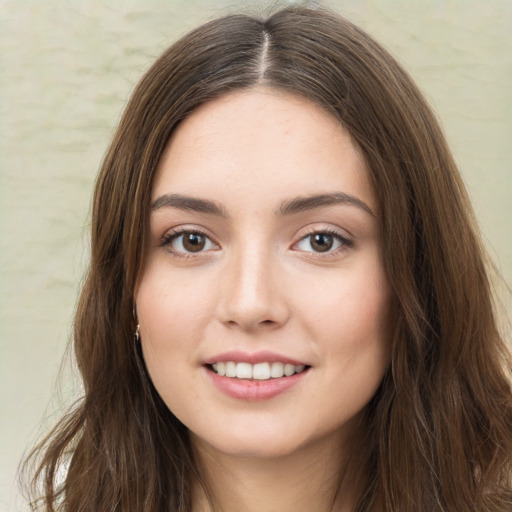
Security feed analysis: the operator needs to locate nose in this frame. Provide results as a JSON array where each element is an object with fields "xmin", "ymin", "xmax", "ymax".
[{"xmin": 217, "ymin": 244, "xmax": 290, "ymax": 331}]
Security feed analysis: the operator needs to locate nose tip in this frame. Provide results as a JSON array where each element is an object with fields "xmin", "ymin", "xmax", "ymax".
[
  {"xmin": 222, "ymin": 288, "xmax": 289, "ymax": 331},
  {"xmin": 217, "ymin": 255, "xmax": 290, "ymax": 331}
]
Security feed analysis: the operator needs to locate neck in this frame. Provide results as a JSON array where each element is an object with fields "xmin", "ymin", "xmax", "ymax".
[{"xmin": 190, "ymin": 431, "xmax": 361, "ymax": 512}]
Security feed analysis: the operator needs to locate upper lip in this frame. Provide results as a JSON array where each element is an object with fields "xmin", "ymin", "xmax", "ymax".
[{"xmin": 203, "ymin": 350, "xmax": 309, "ymax": 366}]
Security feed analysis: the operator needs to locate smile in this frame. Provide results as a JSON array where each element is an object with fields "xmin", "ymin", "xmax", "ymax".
[{"xmin": 210, "ymin": 361, "xmax": 308, "ymax": 380}]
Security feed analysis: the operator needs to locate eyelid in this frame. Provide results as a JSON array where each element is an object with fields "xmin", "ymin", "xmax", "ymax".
[
  {"xmin": 291, "ymin": 225, "xmax": 354, "ymax": 255},
  {"xmin": 159, "ymin": 226, "xmax": 220, "ymax": 256}
]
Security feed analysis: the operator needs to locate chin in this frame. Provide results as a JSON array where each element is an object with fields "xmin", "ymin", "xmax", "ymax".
[{"xmin": 189, "ymin": 421, "xmax": 343, "ymax": 462}]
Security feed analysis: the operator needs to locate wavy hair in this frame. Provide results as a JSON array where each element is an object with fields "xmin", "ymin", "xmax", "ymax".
[{"xmin": 24, "ymin": 4, "xmax": 511, "ymax": 511}]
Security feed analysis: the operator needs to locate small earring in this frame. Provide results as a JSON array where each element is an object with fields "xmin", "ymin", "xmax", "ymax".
[{"xmin": 134, "ymin": 324, "xmax": 140, "ymax": 342}]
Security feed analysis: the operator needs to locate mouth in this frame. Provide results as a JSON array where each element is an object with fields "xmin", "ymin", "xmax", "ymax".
[{"xmin": 207, "ymin": 361, "xmax": 310, "ymax": 380}]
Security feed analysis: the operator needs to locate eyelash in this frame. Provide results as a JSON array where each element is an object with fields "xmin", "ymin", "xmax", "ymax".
[
  {"xmin": 160, "ymin": 227, "xmax": 217, "ymax": 259},
  {"xmin": 159, "ymin": 227, "xmax": 353, "ymax": 258},
  {"xmin": 293, "ymin": 228, "xmax": 353, "ymax": 257}
]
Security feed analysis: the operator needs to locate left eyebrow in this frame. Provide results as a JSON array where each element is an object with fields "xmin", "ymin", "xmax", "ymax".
[
  {"xmin": 277, "ymin": 192, "xmax": 376, "ymax": 217},
  {"xmin": 151, "ymin": 193, "xmax": 228, "ymax": 217}
]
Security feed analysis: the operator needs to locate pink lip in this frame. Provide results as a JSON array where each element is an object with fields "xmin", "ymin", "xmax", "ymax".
[
  {"xmin": 203, "ymin": 350, "xmax": 307, "ymax": 366},
  {"xmin": 205, "ymin": 366, "xmax": 309, "ymax": 401}
]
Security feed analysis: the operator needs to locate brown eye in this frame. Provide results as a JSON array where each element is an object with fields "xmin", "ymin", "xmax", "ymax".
[
  {"xmin": 294, "ymin": 231, "xmax": 350, "ymax": 254},
  {"xmin": 164, "ymin": 230, "xmax": 217, "ymax": 255},
  {"xmin": 182, "ymin": 233, "xmax": 206, "ymax": 252},
  {"xmin": 309, "ymin": 233, "xmax": 334, "ymax": 252}
]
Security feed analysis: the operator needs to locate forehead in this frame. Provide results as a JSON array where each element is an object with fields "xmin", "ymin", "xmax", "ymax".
[{"xmin": 152, "ymin": 88, "xmax": 377, "ymax": 213}]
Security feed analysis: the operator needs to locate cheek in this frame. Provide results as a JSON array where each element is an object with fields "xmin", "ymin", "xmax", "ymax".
[
  {"xmin": 136, "ymin": 264, "xmax": 216, "ymax": 344},
  {"xmin": 300, "ymin": 262, "xmax": 390, "ymax": 342},
  {"xmin": 135, "ymin": 265, "xmax": 216, "ymax": 394},
  {"xmin": 297, "ymin": 262, "xmax": 391, "ymax": 391},
  {"xmin": 136, "ymin": 288, "xmax": 206, "ymax": 420}
]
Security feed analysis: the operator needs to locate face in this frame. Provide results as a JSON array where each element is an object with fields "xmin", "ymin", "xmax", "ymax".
[{"xmin": 136, "ymin": 88, "xmax": 390, "ymax": 460}]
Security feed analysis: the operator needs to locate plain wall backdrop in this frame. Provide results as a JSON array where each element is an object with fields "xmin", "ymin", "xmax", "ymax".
[{"xmin": 1, "ymin": 0, "xmax": 511, "ymax": 510}]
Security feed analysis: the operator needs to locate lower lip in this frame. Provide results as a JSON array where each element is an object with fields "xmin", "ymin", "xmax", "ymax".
[{"xmin": 205, "ymin": 367, "xmax": 308, "ymax": 401}]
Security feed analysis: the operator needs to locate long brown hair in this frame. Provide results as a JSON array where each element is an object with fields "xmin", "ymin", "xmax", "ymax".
[{"xmin": 24, "ymin": 4, "xmax": 511, "ymax": 511}]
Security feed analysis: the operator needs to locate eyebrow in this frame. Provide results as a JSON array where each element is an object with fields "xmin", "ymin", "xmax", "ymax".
[
  {"xmin": 151, "ymin": 193, "xmax": 228, "ymax": 217},
  {"xmin": 151, "ymin": 191, "xmax": 375, "ymax": 218},
  {"xmin": 278, "ymin": 192, "xmax": 376, "ymax": 217}
]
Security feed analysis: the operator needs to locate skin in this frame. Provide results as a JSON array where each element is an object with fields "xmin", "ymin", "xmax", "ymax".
[{"xmin": 135, "ymin": 88, "xmax": 391, "ymax": 512}]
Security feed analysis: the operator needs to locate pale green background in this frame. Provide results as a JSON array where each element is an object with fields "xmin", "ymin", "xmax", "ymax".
[{"xmin": 1, "ymin": 0, "xmax": 511, "ymax": 510}]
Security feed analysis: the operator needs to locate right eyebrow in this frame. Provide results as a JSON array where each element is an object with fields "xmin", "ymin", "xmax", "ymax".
[
  {"xmin": 151, "ymin": 193, "xmax": 228, "ymax": 217},
  {"xmin": 278, "ymin": 192, "xmax": 376, "ymax": 218}
]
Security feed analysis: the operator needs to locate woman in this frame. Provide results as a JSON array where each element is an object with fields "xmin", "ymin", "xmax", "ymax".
[{"xmin": 25, "ymin": 4, "xmax": 511, "ymax": 512}]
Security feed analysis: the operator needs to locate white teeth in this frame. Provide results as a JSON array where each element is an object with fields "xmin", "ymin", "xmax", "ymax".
[
  {"xmin": 225, "ymin": 361, "xmax": 237, "ymax": 377},
  {"xmin": 216, "ymin": 362, "xmax": 226, "ymax": 376},
  {"xmin": 211, "ymin": 361, "xmax": 307, "ymax": 380},
  {"xmin": 283, "ymin": 364, "xmax": 295, "ymax": 376},
  {"xmin": 253, "ymin": 362, "xmax": 271, "ymax": 380},
  {"xmin": 270, "ymin": 362, "xmax": 284, "ymax": 378},
  {"xmin": 236, "ymin": 362, "xmax": 253, "ymax": 379}
]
